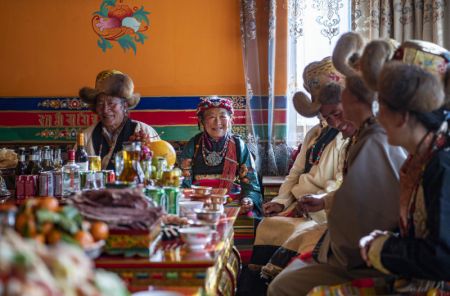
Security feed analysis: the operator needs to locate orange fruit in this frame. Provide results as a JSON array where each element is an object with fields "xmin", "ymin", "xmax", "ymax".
[
  {"xmin": 38, "ymin": 197, "xmax": 59, "ymax": 212},
  {"xmin": 90, "ymin": 221, "xmax": 109, "ymax": 241},
  {"xmin": 47, "ymin": 229, "xmax": 62, "ymax": 245},
  {"xmin": 40, "ymin": 222, "xmax": 54, "ymax": 235},
  {"xmin": 74, "ymin": 230, "xmax": 94, "ymax": 248},
  {"xmin": 34, "ymin": 234, "xmax": 46, "ymax": 244},
  {"xmin": 15, "ymin": 213, "xmax": 28, "ymax": 233},
  {"xmin": 147, "ymin": 140, "xmax": 176, "ymax": 167}
]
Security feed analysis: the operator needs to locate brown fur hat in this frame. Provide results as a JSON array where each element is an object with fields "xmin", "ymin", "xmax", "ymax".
[
  {"xmin": 79, "ymin": 70, "xmax": 141, "ymax": 110},
  {"xmin": 332, "ymin": 32, "xmax": 377, "ymax": 104},
  {"xmin": 378, "ymin": 62, "xmax": 445, "ymax": 113},
  {"xmin": 361, "ymin": 39, "xmax": 450, "ymax": 111},
  {"xmin": 293, "ymin": 57, "xmax": 345, "ymax": 117}
]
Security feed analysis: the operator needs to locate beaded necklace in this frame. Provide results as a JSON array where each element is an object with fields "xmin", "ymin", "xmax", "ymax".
[{"xmin": 201, "ymin": 132, "xmax": 231, "ymax": 166}]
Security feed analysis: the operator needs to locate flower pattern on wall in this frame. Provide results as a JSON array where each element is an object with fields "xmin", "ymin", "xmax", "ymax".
[{"xmin": 92, "ymin": 0, "xmax": 150, "ymax": 54}]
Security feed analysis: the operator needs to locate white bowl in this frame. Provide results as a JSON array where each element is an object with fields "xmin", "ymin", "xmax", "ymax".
[
  {"xmin": 178, "ymin": 226, "xmax": 213, "ymax": 249},
  {"xmin": 179, "ymin": 201, "xmax": 204, "ymax": 218}
]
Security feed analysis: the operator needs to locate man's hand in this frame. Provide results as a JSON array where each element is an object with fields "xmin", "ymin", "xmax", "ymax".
[
  {"xmin": 359, "ymin": 230, "xmax": 386, "ymax": 267},
  {"xmin": 262, "ymin": 202, "xmax": 284, "ymax": 217},
  {"xmin": 298, "ymin": 195, "xmax": 325, "ymax": 213}
]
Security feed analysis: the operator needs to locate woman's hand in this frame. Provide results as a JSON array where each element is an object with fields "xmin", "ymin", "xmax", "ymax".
[
  {"xmin": 239, "ymin": 197, "xmax": 254, "ymax": 215},
  {"xmin": 262, "ymin": 202, "xmax": 284, "ymax": 217},
  {"xmin": 359, "ymin": 230, "xmax": 386, "ymax": 266}
]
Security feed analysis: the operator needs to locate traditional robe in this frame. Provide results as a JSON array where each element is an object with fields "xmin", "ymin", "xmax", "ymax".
[
  {"xmin": 180, "ymin": 132, "xmax": 263, "ymax": 217},
  {"xmin": 83, "ymin": 118, "xmax": 159, "ymax": 170},
  {"xmin": 267, "ymin": 121, "xmax": 407, "ymax": 296},
  {"xmin": 368, "ymin": 131, "xmax": 450, "ymax": 285}
]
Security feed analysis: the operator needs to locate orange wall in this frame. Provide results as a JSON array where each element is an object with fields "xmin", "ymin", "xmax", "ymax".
[{"xmin": 0, "ymin": 0, "xmax": 287, "ymax": 97}]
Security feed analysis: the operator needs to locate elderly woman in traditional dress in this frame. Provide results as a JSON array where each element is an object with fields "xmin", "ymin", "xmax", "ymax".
[
  {"xmin": 180, "ymin": 96, "xmax": 263, "ymax": 217},
  {"xmin": 267, "ymin": 32, "xmax": 406, "ymax": 296},
  {"xmin": 357, "ymin": 40, "xmax": 450, "ymax": 292},
  {"xmin": 79, "ymin": 70, "xmax": 159, "ymax": 170}
]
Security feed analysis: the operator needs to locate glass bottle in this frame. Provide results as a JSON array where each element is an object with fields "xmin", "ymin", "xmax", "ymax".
[
  {"xmin": 62, "ymin": 149, "xmax": 80, "ymax": 196},
  {"xmin": 26, "ymin": 146, "xmax": 43, "ymax": 175},
  {"xmin": 75, "ymin": 133, "xmax": 88, "ymax": 172},
  {"xmin": 41, "ymin": 146, "xmax": 54, "ymax": 171},
  {"xmin": 15, "ymin": 147, "xmax": 27, "ymax": 176},
  {"xmin": 118, "ymin": 142, "xmax": 144, "ymax": 184},
  {"xmin": 53, "ymin": 148, "xmax": 63, "ymax": 170}
]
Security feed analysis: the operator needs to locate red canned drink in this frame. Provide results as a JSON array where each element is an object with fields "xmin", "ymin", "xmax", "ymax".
[
  {"xmin": 25, "ymin": 175, "xmax": 37, "ymax": 197},
  {"xmin": 39, "ymin": 172, "xmax": 54, "ymax": 197},
  {"xmin": 15, "ymin": 175, "xmax": 26, "ymax": 199},
  {"xmin": 102, "ymin": 170, "xmax": 116, "ymax": 184},
  {"xmin": 53, "ymin": 171, "xmax": 63, "ymax": 198}
]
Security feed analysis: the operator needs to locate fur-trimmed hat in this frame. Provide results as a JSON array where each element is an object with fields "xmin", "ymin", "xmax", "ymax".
[
  {"xmin": 79, "ymin": 70, "xmax": 141, "ymax": 110},
  {"xmin": 293, "ymin": 57, "xmax": 345, "ymax": 118},
  {"xmin": 361, "ymin": 39, "xmax": 450, "ymax": 112},
  {"xmin": 332, "ymin": 32, "xmax": 382, "ymax": 105}
]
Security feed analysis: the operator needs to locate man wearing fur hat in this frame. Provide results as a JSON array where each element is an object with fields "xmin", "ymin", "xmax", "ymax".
[
  {"xmin": 267, "ymin": 32, "xmax": 407, "ymax": 296},
  {"xmin": 79, "ymin": 70, "xmax": 159, "ymax": 170},
  {"xmin": 238, "ymin": 57, "xmax": 356, "ymax": 295}
]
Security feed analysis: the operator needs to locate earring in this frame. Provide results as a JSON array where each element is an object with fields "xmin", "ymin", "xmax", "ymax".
[{"xmin": 371, "ymin": 99, "xmax": 379, "ymax": 116}]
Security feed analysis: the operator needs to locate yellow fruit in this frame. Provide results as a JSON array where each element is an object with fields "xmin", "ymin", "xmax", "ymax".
[
  {"xmin": 147, "ymin": 140, "xmax": 177, "ymax": 167},
  {"xmin": 90, "ymin": 221, "xmax": 109, "ymax": 241}
]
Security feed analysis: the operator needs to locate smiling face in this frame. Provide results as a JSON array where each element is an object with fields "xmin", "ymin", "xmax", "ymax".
[
  {"xmin": 320, "ymin": 102, "xmax": 356, "ymax": 138},
  {"xmin": 201, "ymin": 108, "xmax": 232, "ymax": 140},
  {"xmin": 95, "ymin": 94, "xmax": 127, "ymax": 130}
]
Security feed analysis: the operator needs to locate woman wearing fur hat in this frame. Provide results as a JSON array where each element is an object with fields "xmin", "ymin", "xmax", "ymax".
[
  {"xmin": 79, "ymin": 70, "xmax": 159, "ymax": 170},
  {"xmin": 358, "ymin": 40, "xmax": 450, "ymax": 290},
  {"xmin": 179, "ymin": 96, "xmax": 263, "ymax": 217},
  {"xmin": 267, "ymin": 32, "xmax": 406, "ymax": 296}
]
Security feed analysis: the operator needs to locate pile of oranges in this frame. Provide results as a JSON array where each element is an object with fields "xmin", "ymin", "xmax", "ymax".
[{"xmin": 15, "ymin": 197, "xmax": 109, "ymax": 249}]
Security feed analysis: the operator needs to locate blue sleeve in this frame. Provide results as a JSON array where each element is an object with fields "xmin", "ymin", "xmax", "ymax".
[
  {"xmin": 179, "ymin": 135, "xmax": 199, "ymax": 188},
  {"xmin": 237, "ymin": 137, "xmax": 263, "ymax": 217}
]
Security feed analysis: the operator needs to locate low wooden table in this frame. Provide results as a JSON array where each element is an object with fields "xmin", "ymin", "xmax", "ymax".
[{"xmin": 95, "ymin": 207, "xmax": 241, "ymax": 295}]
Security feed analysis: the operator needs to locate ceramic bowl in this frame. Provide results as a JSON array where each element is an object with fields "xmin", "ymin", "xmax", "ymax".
[
  {"xmin": 179, "ymin": 201, "xmax": 204, "ymax": 218},
  {"xmin": 195, "ymin": 209, "xmax": 222, "ymax": 225},
  {"xmin": 190, "ymin": 185, "xmax": 212, "ymax": 196},
  {"xmin": 211, "ymin": 188, "xmax": 228, "ymax": 195},
  {"xmin": 178, "ymin": 226, "xmax": 213, "ymax": 249}
]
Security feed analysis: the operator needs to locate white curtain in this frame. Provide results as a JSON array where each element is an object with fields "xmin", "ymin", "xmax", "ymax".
[
  {"xmin": 352, "ymin": 0, "xmax": 450, "ymax": 48},
  {"xmin": 287, "ymin": 0, "xmax": 351, "ymax": 145}
]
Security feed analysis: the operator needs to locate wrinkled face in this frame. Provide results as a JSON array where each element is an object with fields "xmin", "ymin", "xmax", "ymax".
[
  {"xmin": 320, "ymin": 102, "xmax": 356, "ymax": 138},
  {"xmin": 201, "ymin": 108, "xmax": 232, "ymax": 140},
  {"xmin": 95, "ymin": 94, "xmax": 126, "ymax": 130}
]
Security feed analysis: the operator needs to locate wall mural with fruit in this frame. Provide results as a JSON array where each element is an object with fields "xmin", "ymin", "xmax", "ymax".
[{"xmin": 93, "ymin": 0, "xmax": 150, "ymax": 54}]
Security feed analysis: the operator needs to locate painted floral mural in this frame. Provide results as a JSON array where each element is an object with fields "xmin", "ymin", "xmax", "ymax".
[{"xmin": 92, "ymin": 0, "xmax": 150, "ymax": 54}]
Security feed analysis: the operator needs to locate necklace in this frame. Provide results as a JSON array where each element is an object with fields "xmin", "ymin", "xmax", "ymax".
[{"xmin": 201, "ymin": 133, "xmax": 231, "ymax": 166}]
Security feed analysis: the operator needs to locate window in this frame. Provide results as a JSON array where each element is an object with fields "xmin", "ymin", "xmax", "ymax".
[{"xmin": 287, "ymin": 0, "xmax": 351, "ymax": 145}]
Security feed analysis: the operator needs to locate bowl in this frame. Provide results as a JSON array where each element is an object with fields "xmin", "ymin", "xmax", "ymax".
[
  {"xmin": 195, "ymin": 209, "xmax": 222, "ymax": 225},
  {"xmin": 211, "ymin": 188, "xmax": 228, "ymax": 195},
  {"xmin": 190, "ymin": 185, "xmax": 212, "ymax": 196},
  {"xmin": 178, "ymin": 226, "xmax": 213, "ymax": 249},
  {"xmin": 179, "ymin": 201, "xmax": 204, "ymax": 218}
]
